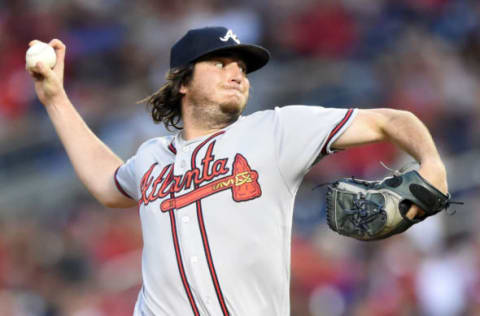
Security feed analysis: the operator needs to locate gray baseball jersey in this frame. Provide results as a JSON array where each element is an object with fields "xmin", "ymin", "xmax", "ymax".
[{"xmin": 115, "ymin": 105, "xmax": 357, "ymax": 316}]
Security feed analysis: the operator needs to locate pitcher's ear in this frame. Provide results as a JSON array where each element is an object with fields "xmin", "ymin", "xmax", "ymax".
[{"xmin": 179, "ymin": 84, "xmax": 188, "ymax": 94}]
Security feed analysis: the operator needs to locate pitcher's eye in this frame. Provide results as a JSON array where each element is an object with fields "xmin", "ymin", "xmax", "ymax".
[{"xmin": 215, "ymin": 61, "xmax": 224, "ymax": 69}]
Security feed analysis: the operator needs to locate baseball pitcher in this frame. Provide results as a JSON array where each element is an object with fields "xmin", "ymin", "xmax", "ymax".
[{"xmin": 27, "ymin": 27, "xmax": 449, "ymax": 315}]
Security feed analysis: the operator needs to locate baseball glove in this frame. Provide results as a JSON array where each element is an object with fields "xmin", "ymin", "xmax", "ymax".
[{"xmin": 325, "ymin": 170, "xmax": 456, "ymax": 241}]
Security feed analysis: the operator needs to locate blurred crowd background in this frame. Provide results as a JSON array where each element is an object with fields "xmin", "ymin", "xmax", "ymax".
[{"xmin": 1, "ymin": 0, "xmax": 479, "ymax": 315}]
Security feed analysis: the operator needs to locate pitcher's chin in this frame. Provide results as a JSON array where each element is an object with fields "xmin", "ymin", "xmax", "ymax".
[{"xmin": 219, "ymin": 99, "xmax": 247, "ymax": 116}]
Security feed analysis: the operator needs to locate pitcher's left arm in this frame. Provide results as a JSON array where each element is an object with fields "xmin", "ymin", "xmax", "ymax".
[{"xmin": 332, "ymin": 108, "xmax": 448, "ymax": 219}]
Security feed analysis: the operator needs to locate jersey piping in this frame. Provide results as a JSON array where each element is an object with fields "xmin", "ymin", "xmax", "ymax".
[
  {"xmin": 190, "ymin": 131, "xmax": 231, "ymax": 316},
  {"xmin": 168, "ymin": 189, "xmax": 201, "ymax": 316},
  {"xmin": 168, "ymin": 142, "xmax": 177, "ymax": 154},
  {"xmin": 114, "ymin": 166, "xmax": 135, "ymax": 200},
  {"xmin": 321, "ymin": 108, "xmax": 354, "ymax": 155}
]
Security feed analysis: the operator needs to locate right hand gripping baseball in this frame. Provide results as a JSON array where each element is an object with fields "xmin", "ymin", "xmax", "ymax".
[{"xmin": 27, "ymin": 39, "xmax": 66, "ymax": 106}]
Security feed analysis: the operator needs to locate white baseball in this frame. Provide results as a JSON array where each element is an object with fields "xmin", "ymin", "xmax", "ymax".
[{"xmin": 25, "ymin": 41, "xmax": 57, "ymax": 70}]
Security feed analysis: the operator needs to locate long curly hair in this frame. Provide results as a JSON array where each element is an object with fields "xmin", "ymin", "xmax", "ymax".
[{"xmin": 139, "ymin": 64, "xmax": 195, "ymax": 130}]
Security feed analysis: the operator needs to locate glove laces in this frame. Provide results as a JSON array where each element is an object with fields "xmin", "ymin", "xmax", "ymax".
[{"xmin": 345, "ymin": 193, "xmax": 385, "ymax": 235}]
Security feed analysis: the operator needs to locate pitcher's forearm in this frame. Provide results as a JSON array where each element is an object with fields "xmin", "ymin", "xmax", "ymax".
[
  {"xmin": 382, "ymin": 110, "xmax": 442, "ymax": 166},
  {"xmin": 380, "ymin": 110, "xmax": 448, "ymax": 196},
  {"xmin": 45, "ymin": 92, "xmax": 124, "ymax": 203}
]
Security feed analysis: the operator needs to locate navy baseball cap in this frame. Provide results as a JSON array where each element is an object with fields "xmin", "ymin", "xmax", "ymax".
[{"xmin": 170, "ymin": 26, "xmax": 270, "ymax": 73}]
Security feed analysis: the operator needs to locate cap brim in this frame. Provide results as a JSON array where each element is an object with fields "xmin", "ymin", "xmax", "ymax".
[{"xmin": 193, "ymin": 44, "xmax": 270, "ymax": 73}]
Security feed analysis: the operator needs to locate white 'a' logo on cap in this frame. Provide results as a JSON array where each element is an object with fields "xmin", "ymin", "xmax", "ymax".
[{"xmin": 219, "ymin": 29, "xmax": 240, "ymax": 44}]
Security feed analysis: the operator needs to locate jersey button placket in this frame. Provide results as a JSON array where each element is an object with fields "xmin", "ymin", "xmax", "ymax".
[
  {"xmin": 177, "ymin": 145, "xmax": 190, "ymax": 170},
  {"xmin": 176, "ymin": 141, "xmax": 219, "ymax": 314}
]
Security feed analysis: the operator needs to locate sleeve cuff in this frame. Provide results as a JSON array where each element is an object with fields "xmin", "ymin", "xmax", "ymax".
[
  {"xmin": 114, "ymin": 166, "xmax": 135, "ymax": 200},
  {"xmin": 321, "ymin": 108, "xmax": 357, "ymax": 155}
]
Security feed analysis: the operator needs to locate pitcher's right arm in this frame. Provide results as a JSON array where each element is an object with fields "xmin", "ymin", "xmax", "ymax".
[{"xmin": 27, "ymin": 39, "xmax": 136, "ymax": 208}]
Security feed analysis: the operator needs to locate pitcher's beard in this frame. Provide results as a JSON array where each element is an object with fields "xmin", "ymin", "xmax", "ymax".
[
  {"xmin": 191, "ymin": 99, "xmax": 246, "ymax": 129},
  {"xmin": 188, "ymin": 92, "xmax": 246, "ymax": 129},
  {"xmin": 219, "ymin": 99, "xmax": 245, "ymax": 116}
]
